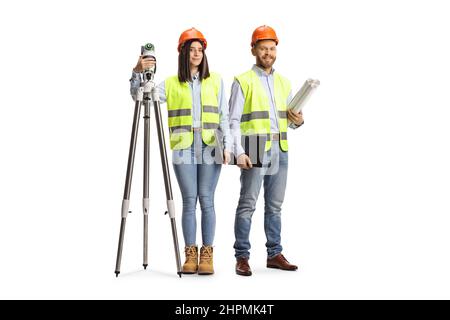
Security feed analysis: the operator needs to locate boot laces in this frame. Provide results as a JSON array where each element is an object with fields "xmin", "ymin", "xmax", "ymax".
[
  {"xmin": 185, "ymin": 246, "xmax": 197, "ymax": 261},
  {"xmin": 201, "ymin": 246, "xmax": 213, "ymax": 261}
]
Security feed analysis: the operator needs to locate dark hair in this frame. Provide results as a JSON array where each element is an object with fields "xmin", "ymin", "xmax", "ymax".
[{"xmin": 178, "ymin": 39, "xmax": 210, "ymax": 83}]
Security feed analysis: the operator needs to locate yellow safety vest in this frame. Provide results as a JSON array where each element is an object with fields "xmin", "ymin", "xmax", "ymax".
[
  {"xmin": 165, "ymin": 73, "xmax": 221, "ymax": 150},
  {"xmin": 235, "ymin": 69, "xmax": 290, "ymax": 151}
]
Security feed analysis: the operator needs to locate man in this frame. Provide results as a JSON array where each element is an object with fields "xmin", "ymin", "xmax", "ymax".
[{"xmin": 229, "ymin": 25, "xmax": 304, "ymax": 276}]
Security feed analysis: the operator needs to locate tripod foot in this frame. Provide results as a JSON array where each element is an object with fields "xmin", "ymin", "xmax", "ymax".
[
  {"xmin": 115, "ymin": 271, "xmax": 120, "ymax": 278},
  {"xmin": 177, "ymin": 272, "xmax": 182, "ymax": 278},
  {"xmin": 143, "ymin": 264, "xmax": 148, "ymax": 270}
]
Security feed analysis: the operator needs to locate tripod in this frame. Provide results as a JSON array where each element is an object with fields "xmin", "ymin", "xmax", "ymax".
[{"xmin": 114, "ymin": 64, "xmax": 182, "ymax": 278}]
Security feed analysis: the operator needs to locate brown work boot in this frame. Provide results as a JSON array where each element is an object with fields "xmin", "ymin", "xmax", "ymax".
[
  {"xmin": 198, "ymin": 245, "xmax": 214, "ymax": 275},
  {"xmin": 182, "ymin": 245, "xmax": 198, "ymax": 274},
  {"xmin": 267, "ymin": 253, "xmax": 298, "ymax": 271},
  {"xmin": 235, "ymin": 257, "xmax": 252, "ymax": 276}
]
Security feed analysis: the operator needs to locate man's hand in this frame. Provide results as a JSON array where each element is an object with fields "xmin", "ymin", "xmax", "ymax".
[
  {"xmin": 223, "ymin": 150, "xmax": 231, "ymax": 165},
  {"xmin": 237, "ymin": 154, "xmax": 253, "ymax": 170},
  {"xmin": 133, "ymin": 55, "xmax": 156, "ymax": 73},
  {"xmin": 287, "ymin": 109, "xmax": 304, "ymax": 126}
]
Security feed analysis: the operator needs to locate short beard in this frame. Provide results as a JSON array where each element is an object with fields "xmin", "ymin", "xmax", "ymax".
[{"xmin": 256, "ymin": 55, "xmax": 276, "ymax": 69}]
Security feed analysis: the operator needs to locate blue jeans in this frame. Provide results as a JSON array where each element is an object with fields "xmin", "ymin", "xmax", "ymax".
[
  {"xmin": 234, "ymin": 142, "xmax": 288, "ymax": 259},
  {"xmin": 173, "ymin": 132, "xmax": 221, "ymax": 246}
]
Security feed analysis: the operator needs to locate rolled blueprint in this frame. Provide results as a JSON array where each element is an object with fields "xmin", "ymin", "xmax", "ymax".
[{"xmin": 288, "ymin": 78, "xmax": 320, "ymax": 124}]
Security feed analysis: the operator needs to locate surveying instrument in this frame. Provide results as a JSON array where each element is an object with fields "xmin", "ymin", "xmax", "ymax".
[{"xmin": 114, "ymin": 43, "xmax": 182, "ymax": 277}]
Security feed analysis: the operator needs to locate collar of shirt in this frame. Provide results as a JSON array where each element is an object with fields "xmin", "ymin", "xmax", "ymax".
[
  {"xmin": 191, "ymin": 72, "xmax": 200, "ymax": 82},
  {"xmin": 252, "ymin": 64, "xmax": 275, "ymax": 77}
]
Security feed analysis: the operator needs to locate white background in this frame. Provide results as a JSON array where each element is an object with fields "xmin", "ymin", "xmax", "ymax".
[{"xmin": 1, "ymin": 0, "xmax": 449, "ymax": 299}]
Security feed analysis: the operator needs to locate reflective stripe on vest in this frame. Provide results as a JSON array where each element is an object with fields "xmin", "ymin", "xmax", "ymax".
[
  {"xmin": 165, "ymin": 73, "xmax": 221, "ymax": 150},
  {"xmin": 236, "ymin": 70, "xmax": 291, "ymax": 151}
]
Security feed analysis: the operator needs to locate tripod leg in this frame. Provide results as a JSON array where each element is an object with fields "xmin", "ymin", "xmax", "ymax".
[
  {"xmin": 152, "ymin": 98, "xmax": 182, "ymax": 278},
  {"xmin": 115, "ymin": 100, "xmax": 142, "ymax": 277},
  {"xmin": 143, "ymin": 100, "xmax": 150, "ymax": 270}
]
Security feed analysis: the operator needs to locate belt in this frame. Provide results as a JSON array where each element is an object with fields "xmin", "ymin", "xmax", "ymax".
[{"xmin": 192, "ymin": 127, "xmax": 202, "ymax": 132}]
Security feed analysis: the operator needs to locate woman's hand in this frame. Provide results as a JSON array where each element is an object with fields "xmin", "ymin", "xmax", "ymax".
[
  {"xmin": 133, "ymin": 55, "xmax": 156, "ymax": 73},
  {"xmin": 223, "ymin": 150, "xmax": 231, "ymax": 165}
]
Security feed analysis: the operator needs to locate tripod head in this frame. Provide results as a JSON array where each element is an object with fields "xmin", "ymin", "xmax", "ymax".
[{"xmin": 141, "ymin": 43, "xmax": 156, "ymax": 81}]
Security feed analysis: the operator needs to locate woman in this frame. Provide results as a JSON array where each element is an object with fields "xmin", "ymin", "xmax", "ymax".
[{"xmin": 130, "ymin": 28, "xmax": 232, "ymax": 275}]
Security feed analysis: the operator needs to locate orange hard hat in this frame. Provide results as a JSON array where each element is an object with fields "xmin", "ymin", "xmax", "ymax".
[
  {"xmin": 251, "ymin": 25, "xmax": 279, "ymax": 47},
  {"xmin": 178, "ymin": 27, "xmax": 207, "ymax": 52}
]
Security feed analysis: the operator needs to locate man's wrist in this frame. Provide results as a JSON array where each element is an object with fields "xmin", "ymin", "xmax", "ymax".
[{"xmin": 234, "ymin": 144, "xmax": 245, "ymax": 158}]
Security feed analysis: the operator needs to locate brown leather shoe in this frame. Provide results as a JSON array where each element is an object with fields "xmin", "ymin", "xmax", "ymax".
[
  {"xmin": 235, "ymin": 257, "xmax": 252, "ymax": 276},
  {"xmin": 267, "ymin": 254, "xmax": 298, "ymax": 271}
]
